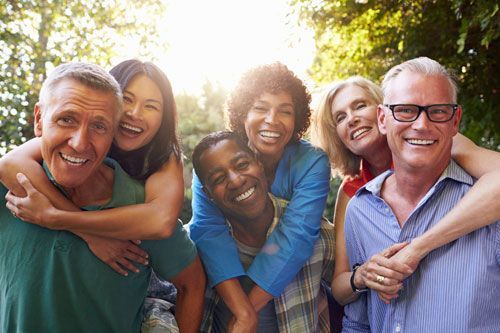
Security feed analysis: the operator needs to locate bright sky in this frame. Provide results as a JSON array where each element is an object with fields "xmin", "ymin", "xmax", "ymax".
[{"xmin": 116, "ymin": 0, "xmax": 316, "ymax": 95}]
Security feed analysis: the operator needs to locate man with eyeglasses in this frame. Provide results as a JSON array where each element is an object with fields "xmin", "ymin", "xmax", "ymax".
[{"xmin": 342, "ymin": 57, "xmax": 500, "ymax": 332}]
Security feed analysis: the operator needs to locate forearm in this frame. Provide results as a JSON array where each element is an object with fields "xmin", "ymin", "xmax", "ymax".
[
  {"xmin": 410, "ymin": 170, "xmax": 500, "ymax": 257},
  {"xmin": 331, "ymin": 272, "xmax": 358, "ymax": 306},
  {"xmin": 173, "ymin": 257, "xmax": 206, "ymax": 333},
  {"xmin": 49, "ymin": 201, "xmax": 178, "ymax": 240},
  {"xmin": 247, "ymin": 285, "xmax": 273, "ymax": 313},
  {"xmin": 216, "ymin": 279, "xmax": 257, "ymax": 321}
]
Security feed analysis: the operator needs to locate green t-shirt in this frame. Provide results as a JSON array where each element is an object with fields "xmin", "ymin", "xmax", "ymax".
[{"xmin": 0, "ymin": 158, "xmax": 197, "ymax": 333}]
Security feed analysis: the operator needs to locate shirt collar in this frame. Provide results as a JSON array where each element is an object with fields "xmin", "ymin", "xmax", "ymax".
[
  {"xmin": 360, "ymin": 159, "xmax": 474, "ymax": 198},
  {"xmin": 42, "ymin": 157, "xmax": 143, "ymax": 210}
]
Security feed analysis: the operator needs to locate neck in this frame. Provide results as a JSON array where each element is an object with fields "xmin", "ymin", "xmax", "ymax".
[
  {"xmin": 229, "ymin": 196, "xmax": 275, "ymax": 248},
  {"xmin": 364, "ymin": 144, "xmax": 392, "ymax": 177},
  {"xmin": 64, "ymin": 163, "xmax": 114, "ymax": 207},
  {"xmin": 381, "ymin": 159, "xmax": 449, "ymax": 226}
]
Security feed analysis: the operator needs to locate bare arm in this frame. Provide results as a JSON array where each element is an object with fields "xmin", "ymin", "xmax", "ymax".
[
  {"xmin": 45, "ymin": 155, "xmax": 184, "ymax": 239},
  {"xmin": 331, "ymin": 190, "xmax": 358, "ymax": 305},
  {"xmin": 331, "ymin": 190, "xmax": 410, "ymax": 305},
  {"xmin": 215, "ymin": 279, "xmax": 258, "ymax": 333},
  {"xmin": 388, "ymin": 134, "xmax": 500, "ymax": 271},
  {"xmin": 170, "ymin": 256, "xmax": 206, "ymax": 333},
  {"xmin": 1, "ymin": 138, "xmax": 183, "ymax": 239}
]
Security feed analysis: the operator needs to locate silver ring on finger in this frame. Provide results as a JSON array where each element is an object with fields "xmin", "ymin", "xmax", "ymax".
[{"xmin": 376, "ymin": 275, "xmax": 385, "ymax": 283}]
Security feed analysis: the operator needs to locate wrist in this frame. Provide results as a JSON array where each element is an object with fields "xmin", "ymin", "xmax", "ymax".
[
  {"xmin": 350, "ymin": 264, "xmax": 368, "ymax": 294},
  {"xmin": 44, "ymin": 207, "xmax": 63, "ymax": 230},
  {"xmin": 408, "ymin": 236, "xmax": 432, "ymax": 258}
]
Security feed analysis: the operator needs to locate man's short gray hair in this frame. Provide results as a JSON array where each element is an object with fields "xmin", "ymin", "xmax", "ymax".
[
  {"xmin": 39, "ymin": 62, "xmax": 123, "ymax": 117},
  {"xmin": 381, "ymin": 57, "xmax": 458, "ymax": 103}
]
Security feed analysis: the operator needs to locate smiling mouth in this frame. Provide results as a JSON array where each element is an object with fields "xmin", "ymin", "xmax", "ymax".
[
  {"xmin": 119, "ymin": 122, "xmax": 143, "ymax": 134},
  {"xmin": 234, "ymin": 186, "xmax": 256, "ymax": 202},
  {"xmin": 60, "ymin": 152, "xmax": 88, "ymax": 165},
  {"xmin": 406, "ymin": 138, "xmax": 436, "ymax": 146},
  {"xmin": 351, "ymin": 127, "xmax": 370, "ymax": 140},
  {"xmin": 259, "ymin": 131, "xmax": 281, "ymax": 138}
]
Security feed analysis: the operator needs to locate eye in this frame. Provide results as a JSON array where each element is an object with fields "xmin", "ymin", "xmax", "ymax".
[
  {"xmin": 395, "ymin": 107, "xmax": 415, "ymax": 114},
  {"xmin": 212, "ymin": 175, "xmax": 225, "ymax": 186},
  {"xmin": 56, "ymin": 116, "xmax": 75, "ymax": 126},
  {"xmin": 236, "ymin": 161, "xmax": 249, "ymax": 170},
  {"xmin": 355, "ymin": 103, "xmax": 367, "ymax": 110},
  {"xmin": 279, "ymin": 108, "xmax": 294, "ymax": 115},
  {"xmin": 92, "ymin": 122, "xmax": 108, "ymax": 134},
  {"xmin": 123, "ymin": 96, "xmax": 133, "ymax": 103},
  {"xmin": 334, "ymin": 113, "xmax": 346, "ymax": 125},
  {"xmin": 252, "ymin": 105, "xmax": 268, "ymax": 112},
  {"xmin": 145, "ymin": 104, "xmax": 160, "ymax": 111}
]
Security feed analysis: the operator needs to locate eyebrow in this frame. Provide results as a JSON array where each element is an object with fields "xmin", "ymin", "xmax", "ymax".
[
  {"xmin": 123, "ymin": 90, "xmax": 162, "ymax": 105},
  {"xmin": 253, "ymin": 100, "xmax": 294, "ymax": 108}
]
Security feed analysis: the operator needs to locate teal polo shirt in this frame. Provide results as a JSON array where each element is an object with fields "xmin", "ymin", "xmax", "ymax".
[{"xmin": 0, "ymin": 158, "xmax": 197, "ymax": 333}]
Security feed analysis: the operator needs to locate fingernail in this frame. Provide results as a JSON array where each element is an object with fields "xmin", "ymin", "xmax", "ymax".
[
  {"xmin": 135, "ymin": 269, "xmax": 139, "ymax": 273},
  {"xmin": 124, "ymin": 273, "xmax": 128, "ymax": 276},
  {"xmin": 144, "ymin": 261, "xmax": 149, "ymax": 265}
]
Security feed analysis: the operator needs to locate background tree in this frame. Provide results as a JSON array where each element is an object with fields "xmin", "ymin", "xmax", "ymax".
[
  {"xmin": 177, "ymin": 81, "xmax": 227, "ymax": 221},
  {"xmin": 293, "ymin": 0, "xmax": 499, "ymax": 149},
  {"xmin": 0, "ymin": 0, "xmax": 165, "ymax": 154}
]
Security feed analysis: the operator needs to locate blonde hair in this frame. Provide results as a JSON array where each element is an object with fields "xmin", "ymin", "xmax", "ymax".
[{"xmin": 311, "ymin": 76, "xmax": 383, "ymax": 177}]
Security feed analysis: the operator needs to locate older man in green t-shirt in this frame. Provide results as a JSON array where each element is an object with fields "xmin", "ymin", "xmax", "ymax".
[{"xmin": 0, "ymin": 63, "xmax": 205, "ymax": 332}]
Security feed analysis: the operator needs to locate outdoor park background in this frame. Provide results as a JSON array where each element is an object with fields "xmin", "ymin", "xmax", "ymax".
[{"xmin": 1, "ymin": 0, "xmax": 498, "ymax": 221}]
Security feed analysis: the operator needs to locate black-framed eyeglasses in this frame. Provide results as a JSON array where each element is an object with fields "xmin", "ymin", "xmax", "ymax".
[{"xmin": 384, "ymin": 104, "xmax": 459, "ymax": 123}]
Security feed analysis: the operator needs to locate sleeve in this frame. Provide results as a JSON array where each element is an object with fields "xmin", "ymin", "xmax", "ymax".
[
  {"xmin": 247, "ymin": 145, "xmax": 331, "ymax": 296},
  {"xmin": 144, "ymin": 220, "xmax": 198, "ymax": 280},
  {"xmin": 187, "ymin": 171, "xmax": 245, "ymax": 287},
  {"xmin": 342, "ymin": 199, "xmax": 370, "ymax": 332}
]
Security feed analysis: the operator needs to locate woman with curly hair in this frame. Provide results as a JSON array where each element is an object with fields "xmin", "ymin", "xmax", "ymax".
[
  {"xmin": 311, "ymin": 74, "xmax": 500, "ymax": 307},
  {"xmin": 189, "ymin": 62, "xmax": 332, "ymax": 332}
]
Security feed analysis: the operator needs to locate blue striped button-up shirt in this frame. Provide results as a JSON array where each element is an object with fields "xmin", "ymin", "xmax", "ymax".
[{"xmin": 343, "ymin": 160, "xmax": 500, "ymax": 333}]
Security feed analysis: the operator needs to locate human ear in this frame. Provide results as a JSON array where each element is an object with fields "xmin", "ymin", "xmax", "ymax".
[
  {"xmin": 451, "ymin": 105, "xmax": 462, "ymax": 135},
  {"xmin": 34, "ymin": 103, "xmax": 43, "ymax": 137},
  {"xmin": 202, "ymin": 186, "xmax": 214, "ymax": 201},
  {"xmin": 377, "ymin": 105, "xmax": 387, "ymax": 135}
]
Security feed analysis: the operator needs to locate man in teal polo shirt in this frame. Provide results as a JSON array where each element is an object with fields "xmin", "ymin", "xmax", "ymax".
[{"xmin": 0, "ymin": 63, "xmax": 205, "ymax": 332}]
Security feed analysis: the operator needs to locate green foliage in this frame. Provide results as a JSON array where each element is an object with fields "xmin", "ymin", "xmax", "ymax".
[
  {"xmin": 0, "ymin": 0, "xmax": 165, "ymax": 155},
  {"xmin": 177, "ymin": 82, "xmax": 228, "ymax": 222},
  {"xmin": 292, "ymin": 0, "xmax": 499, "ymax": 149}
]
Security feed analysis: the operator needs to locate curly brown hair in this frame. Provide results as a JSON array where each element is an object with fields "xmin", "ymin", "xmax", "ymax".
[{"xmin": 226, "ymin": 62, "xmax": 311, "ymax": 143}]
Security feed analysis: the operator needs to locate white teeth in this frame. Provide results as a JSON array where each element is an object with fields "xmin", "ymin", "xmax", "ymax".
[
  {"xmin": 407, "ymin": 139, "xmax": 435, "ymax": 145},
  {"xmin": 260, "ymin": 131, "xmax": 280, "ymax": 138},
  {"xmin": 60, "ymin": 153, "xmax": 87, "ymax": 165},
  {"xmin": 352, "ymin": 128, "xmax": 370, "ymax": 139},
  {"xmin": 234, "ymin": 186, "xmax": 255, "ymax": 202},
  {"xmin": 120, "ymin": 122, "xmax": 143, "ymax": 133}
]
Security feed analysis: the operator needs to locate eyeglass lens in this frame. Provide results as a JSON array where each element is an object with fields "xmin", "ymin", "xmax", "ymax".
[{"xmin": 393, "ymin": 105, "xmax": 455, "ymax": 122}]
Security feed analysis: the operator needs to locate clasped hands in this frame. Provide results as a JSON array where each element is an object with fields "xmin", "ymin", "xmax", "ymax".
[{"xmin": 354, "ymin": 241, "xmax": 424, "ymax": 303}]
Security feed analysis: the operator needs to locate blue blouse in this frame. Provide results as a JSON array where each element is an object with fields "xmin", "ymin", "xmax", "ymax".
[{"xmin": 188, "ymin": 140, "xmax": 331, "ymax": 296}]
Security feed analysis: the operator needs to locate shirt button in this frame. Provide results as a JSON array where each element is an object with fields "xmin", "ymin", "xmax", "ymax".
[{"xmin": 395, "ymin": 323, "xmax": 401, "ymax": 332}]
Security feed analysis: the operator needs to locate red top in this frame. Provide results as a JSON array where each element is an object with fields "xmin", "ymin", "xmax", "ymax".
[{"xmin": 340, "ymin": 159, "xmax": 375, "ymax": 198}]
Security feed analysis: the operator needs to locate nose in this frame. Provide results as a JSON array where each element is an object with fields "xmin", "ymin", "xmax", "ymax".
[
  {"xmin": 125, "ymin": 103, "xmax": 142, "ymax": 119},
  {"xmin": 264, "ymin": 108, "xmax": 277, "ymax": 124},
  {"xmin": 346, "ymin": 112, "xmax": 360, "ymax": 127},
  {"xmin": 411, "ymin": 110, "xmax": 431, "ymax": 130},
  {"xmin": 68, "ymin": 127, "xmax": 90, "ymax": 152},
  {"xmin": 227, "ymin": 170, "xmax": 245, "ymax": 189}
]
